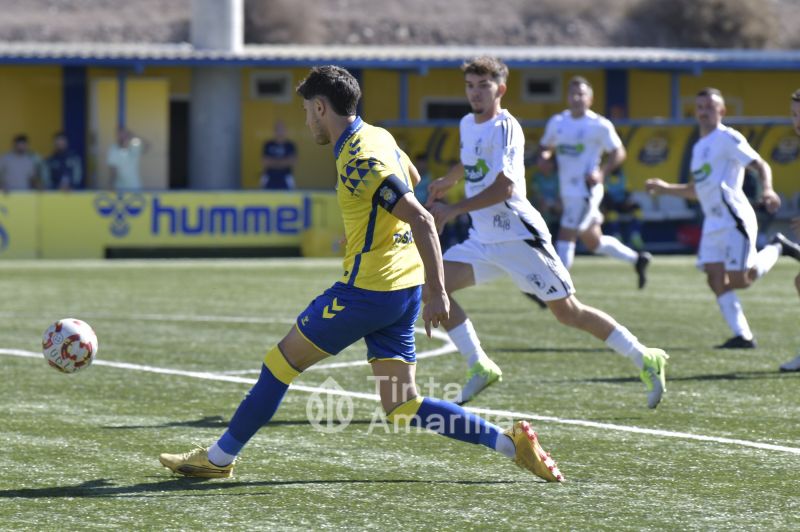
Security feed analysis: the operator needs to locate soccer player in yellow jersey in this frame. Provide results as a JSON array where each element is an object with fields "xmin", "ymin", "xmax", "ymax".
[{"xmin": 160, "ymin": 65, "xmax": 564, "ymax": 483}]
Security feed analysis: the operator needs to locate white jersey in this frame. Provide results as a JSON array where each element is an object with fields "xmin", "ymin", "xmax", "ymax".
[
  {"xmin": 459, "ymin": 110, "xmax": 551, "ymax": 244},
  {"xmin": 690, "ymin": 124, "xmax": 760, "ymax": 235},
  {"xmin": 540, "ymin": 109, "xmax": 622, "ymax": 199}
]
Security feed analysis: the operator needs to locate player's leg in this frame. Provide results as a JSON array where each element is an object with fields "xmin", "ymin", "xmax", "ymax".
[
  {"xmin": 434, "ymin": 241, "xmax": 505, "ymax": 403},
  {"xmin": 706, "ymin": 264, "xmax": 756, "ymax": 348},
  {"xmin": 580, "ymin": 221, "xmax": 652, "ymax": 289},
  {"xmin": 159, "ymin": 282, "xmax": 368, "ymax": 477},
  {"xmin": 546, "ymin": 295, "xmax": 668, "ymax": 408},
  {"xmin": 372, "ymin": 359, "xmax": 563, "ymax": 482},
  {"xmin": 159, "ymin": 325, "xmax": 327, "ymax": 477},
  {"xmin": 778, "ymin": 271, "xmax": 800, "ymax": 371},
  {"xmin": 555, "ymin": 225, "xmax": 578, "ymax": 269}
]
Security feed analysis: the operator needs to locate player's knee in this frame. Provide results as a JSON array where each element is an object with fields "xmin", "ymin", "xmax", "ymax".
[
  {"xmin": 549, "ymin": 298, "xmax": 581, "ymax": 327},
  {"xmin": 795, "ymin": 273, "xmax": 800, "ymax": 297},
  {"xmin": 263, "ymin": 345, "xmax": 301, "ymax": 384}
]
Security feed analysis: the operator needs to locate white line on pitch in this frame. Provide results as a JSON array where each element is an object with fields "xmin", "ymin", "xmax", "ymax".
[{"xmin": 3, "ymin": 347, "xmax": 799, "ymax": 456}]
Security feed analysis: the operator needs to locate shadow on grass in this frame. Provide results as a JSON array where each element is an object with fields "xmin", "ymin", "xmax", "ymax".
[
  {"xmin": 0, "ymin": 476, "xmax": 522, "ymax": 498},
  {"xmin": 499, "ymin": 346, "xmax": 693, "ymax": 354},
  {"xmin": 101, "ymin": 416, "xmax": 378, "ymax": 430},
  {"xmin": 562, "ymin": 369, "xmax": 796, "ymax": 385}
]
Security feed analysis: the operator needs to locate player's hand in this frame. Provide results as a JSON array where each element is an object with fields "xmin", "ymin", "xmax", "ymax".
[
  {"xmin": 761, "ymin": 188, "xmax": 781, "ymax": 214},
  {"xmin": 645, "ymin": 178, "xmax": 667, "ymax": 195},
  {"xmin": 427, "ymin": 201, "xmax": 457, "ymax": 234},
  {"xmin": 422, "ymin": 291, "xmax": 449, "ymax": 338},
  {"xmin": 586, "ymin": 168, "xmax": 603, "ymax": 187},
  {"xmin": 426, "ymin": 177, "xmax": 453, "ymax": 205}
]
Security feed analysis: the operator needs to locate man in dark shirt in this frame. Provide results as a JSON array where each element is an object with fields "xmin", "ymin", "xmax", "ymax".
[
  {"xmin": 260, "ymin": 120, "xmax": 297, "ymax": 190},
  {"xmin": 44, "ymin": 132, "xmax": 82, "ymax": 190}
]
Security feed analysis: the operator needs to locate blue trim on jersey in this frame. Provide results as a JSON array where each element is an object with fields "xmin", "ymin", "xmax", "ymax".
[
  {"xmin": 348, "ymin": 199, "xmax": 380, "ymax": 285},
  {"xmin": 334, "ymin": 116, "xmax": 364, "ymax": 159}
]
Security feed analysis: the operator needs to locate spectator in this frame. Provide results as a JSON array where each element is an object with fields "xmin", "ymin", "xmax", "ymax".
[
  {"xmin": 412, "ymin": 153, "xmax": 432, "ymax": 204},
  {"xmin": 260, "ymin": 120, "xmax": 297, "ymax": 190},
  {"xmin": 44, "ymin": 132, "xmax": 82, "ymax": 191},
  {"xmin": 0, "ymin": 134, "xmax": 42, "ymax": 192},
  {"xmin": 107, "ymin": 127, "xmax": 147, "ymax": 190},
  {"xmin": 528, "ymin": 155, "xmax": 562, "ymax": 235},
  {"xmin": 601, "ymin": 169, "xmax": 644, "ymax": 250}
]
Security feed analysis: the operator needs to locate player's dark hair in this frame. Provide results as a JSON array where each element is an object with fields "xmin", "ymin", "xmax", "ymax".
[
  {"xmin": 791, "ymin": 89, "xmax": 800, "ymax": 102},
  {"xmin": 296, "ymin": 65, "xmax": 361, "ymax": 116},
  {"xmin": 461, "ymin": 56, "xmax": 508, "ymax": 84}
]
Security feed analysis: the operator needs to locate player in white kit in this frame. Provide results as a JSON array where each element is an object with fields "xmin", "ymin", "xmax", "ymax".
[
  {"xmin": 426, "ymin": 57, "xmax": 668, "ymax": 407},
  {"xmin": 539, "ymin": 77, "xmax": 652, "ymax": 289},
  {"xmin": 647, "ymin": 88, "xmax": 800, "ymax": 349},
  {"xmin": 779, "ymin": 89, "xmax": 800, "ymax": 371}
]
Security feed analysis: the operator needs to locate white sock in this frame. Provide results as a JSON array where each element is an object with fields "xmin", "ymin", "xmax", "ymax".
[
  {"xmin": 208, "ymin": 443, "xmax": 236, "ymax": 467},
  {"xmin": 556, "ymin": 240, "xmax": 576, "ymax": 269},
  {"xmin": 494, "ymin": 433, "xmax": 516, "ymax": 459},
  {"xmin": 753, "ymin": 243, "xmax": 780, "ymax": 279},
  {"xmin": 716, "ymin": 291, "xmax": 753, "ymax": 340},
  {"xmin": 447, "ymin": 319, "xmax": 487, "ymax": 367},
  {"xmin": 596, "ymin": 235, "xmax": 638, "ymax": 263},
  {"xmin": 605, "ymin": 325, "xmax": 646, "ymax": 369}
]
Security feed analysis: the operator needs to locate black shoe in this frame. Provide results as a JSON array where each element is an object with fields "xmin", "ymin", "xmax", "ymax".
[
  {"xmin": 770, "ymin": 232, "xmax": 800, "ymax": 262},
  {"xmin": 714, "ymin": 335, "xmax": 757, "ymax": 349},
  {"xmin": 635, "ymin": 251, "xmax": 652, "ymax": 289},
  {"xmin": 522, "ymin": 291, "xmax": 547, "ymax": 309}
]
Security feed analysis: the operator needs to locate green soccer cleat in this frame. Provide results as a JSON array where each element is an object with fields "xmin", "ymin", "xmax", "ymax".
[
  {"xmin": 504, "ymin": 420, "xmax": 564, "ymax": 482},
  {"xmin": 159, "ymin": 448, "xmax": 234, "ymax": 478},
  {"xmin": 455, "ymin": 357, "xmax": 503, "ymax": 405},
  {"xmin": 640, "ymin": 348, "xmax": 669, "ymax": 409}
]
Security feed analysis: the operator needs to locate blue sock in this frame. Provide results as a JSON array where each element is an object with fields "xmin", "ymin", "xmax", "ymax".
[
  {"xmin": 410, "ymin": 396, "xmax": 502, "ymax": 449},
  {"xmin": 216, "ymin": 363, "xmax": 290, "ymax": 456}
]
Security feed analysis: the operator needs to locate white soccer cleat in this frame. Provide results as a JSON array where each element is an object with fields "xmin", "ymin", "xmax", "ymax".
[{"xmin": 779, "ymin": 354, "xmax": 800, "ymax": 372}]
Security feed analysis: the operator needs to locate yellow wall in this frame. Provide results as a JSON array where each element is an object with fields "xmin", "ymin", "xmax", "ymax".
[
  {"xmin": 679, "ymin": 71, "xmax": 800, "ymax": 117},
  {"xmin": 239, "ymin": 67, "xmax": 337, "ymax": 190},
  {"xmin": 89, "ymin": 77, "xmax": 169, "ymax": 189},
  {"xmin": 628, "ymin": 71, "xmax": 672, "ymax": 118},
  {"xmin": 0, "ymin": 66, "xmax": 62, "ymax": 157}
]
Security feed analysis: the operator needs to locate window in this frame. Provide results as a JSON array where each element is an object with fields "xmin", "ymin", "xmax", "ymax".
[
  {"xmin": 521, "ymin": 72, "xmax": 562, "ymax": 103},
  {"xmin": 250, "ymin": 71, "xmax": 292, "ymax": 102},
  {"xmin": 422, "ymin": 99, "xmax": 472, "ymax": 120}
]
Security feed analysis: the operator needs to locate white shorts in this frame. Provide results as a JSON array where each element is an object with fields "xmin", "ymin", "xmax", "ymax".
[
  {"xmin": 696, "ymin": 227, "xmax": 756, "ymax": 271},
  {"xmin": 443, "ymin": 237, "xmax": 575, "ymax": 301},
  {"xmin": 560, "ymin": 193, "xmax": 603, "ymax": 231}
]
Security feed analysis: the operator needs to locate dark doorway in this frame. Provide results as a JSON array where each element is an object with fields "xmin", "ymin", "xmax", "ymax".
[{"xmin": 169, "ymin": 99, "xmax": 189, "ymax": 189}]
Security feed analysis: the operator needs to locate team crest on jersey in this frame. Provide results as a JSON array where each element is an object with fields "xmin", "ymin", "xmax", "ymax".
[
  {"xmin": 557, "ymin": 143, "xmax": 585, "ymax": 156},
  {"xmin": 692, "ymin": 162, "xmax": 712, "ymax": 183},
  {"xmin": 527, "ymin": 273, "xmax": 545, "ymax": 290},
  {"xmin": 464, "ymin": 159, "xmax": 490, "ymax": 182}
]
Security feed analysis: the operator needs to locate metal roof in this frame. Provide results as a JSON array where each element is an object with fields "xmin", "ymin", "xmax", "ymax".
[{"xmin": 1, "ymin": 41, "xmax": 800, "ymax": 70}]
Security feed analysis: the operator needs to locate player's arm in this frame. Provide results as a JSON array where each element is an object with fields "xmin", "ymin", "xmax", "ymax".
[
  {"xmin": 428, "ymin": 172, "xmax": 514, "ymax": 233},
  {"xmin": 590, "ymin": 145, "xmax": 626, "ymax": 186},
  {"xmin": 426, "ymin": 162, "xmax": 464, "ymax": 206},
  {"xmin": 407, "ymin": 161, "xmax": 422, "ymax": 187},
  {"xmin": 747, "ymin": 157, "xmax": 780, "ymax": 214},
  {"xmin": 645, "ymin": 177, "xmax": 696, "ymax": 199},
  {"xmin": 375, "ymin": 176, "xmax": 449, "ymax": 336}
]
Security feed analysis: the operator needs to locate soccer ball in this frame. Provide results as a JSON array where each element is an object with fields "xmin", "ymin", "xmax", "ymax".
[{"xmin": 42, "ymin": 319, "xmax": 98, "ymax": 374}]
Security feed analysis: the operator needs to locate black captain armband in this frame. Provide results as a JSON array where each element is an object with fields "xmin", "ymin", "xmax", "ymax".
[{"xmin": 373, "ymin": 174, "xmax": 412, "ymax": 212}]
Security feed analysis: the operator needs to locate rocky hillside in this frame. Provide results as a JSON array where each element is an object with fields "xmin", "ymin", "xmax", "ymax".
[{"xmin": 0, "ymin": 0, "xmax": 797, "ymax": 49}]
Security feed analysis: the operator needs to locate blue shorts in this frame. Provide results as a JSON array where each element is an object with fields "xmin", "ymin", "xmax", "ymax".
[{"xmin": 296, "ymin": 282, "xmax": 421, "ymax": 363}]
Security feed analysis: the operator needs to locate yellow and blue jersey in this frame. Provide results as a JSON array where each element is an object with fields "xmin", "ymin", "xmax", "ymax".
[{"xmin": 334, "ymin": 117, "xmax": 424, "ymax": 291}]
